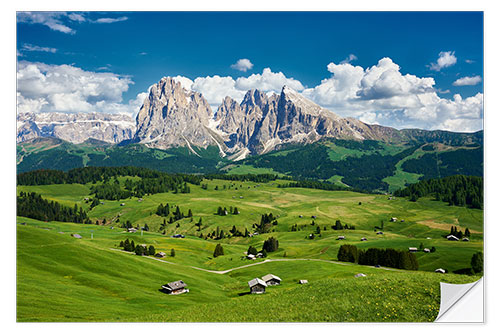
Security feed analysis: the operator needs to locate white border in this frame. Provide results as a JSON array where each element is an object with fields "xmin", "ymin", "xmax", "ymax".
[{"xmin": 3, "ymin": 1, "xmax": 499, "ymax": 332}]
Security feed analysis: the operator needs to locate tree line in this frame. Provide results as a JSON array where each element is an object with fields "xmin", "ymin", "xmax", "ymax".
[
  {"xmin": 17, "ymin": 191, "xmax": 91, "ymax": 224},
  {"xmin": 17, "ymin": 166, "xmax": 202, "ymax": 188},
  {"xmin": 394, "ymin": 175, "xmax": 483, "ymax": 209},
  {"xmin": 204, "ymin": 173, "xmax": 282, "ymax": 183},
  {"xmin": 337, "ymin": 244, "xmax": 419, "ymax": 270}
]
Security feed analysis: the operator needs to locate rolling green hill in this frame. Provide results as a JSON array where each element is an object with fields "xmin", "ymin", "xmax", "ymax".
[{"xmin": 17, "ymin": 170, "xmax": 483, "ymax": 321}]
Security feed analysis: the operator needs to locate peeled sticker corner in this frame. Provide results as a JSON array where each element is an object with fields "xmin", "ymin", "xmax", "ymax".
[{"xmin": 434, "ymin": 277, "xmax": 484, "ymax": 322}]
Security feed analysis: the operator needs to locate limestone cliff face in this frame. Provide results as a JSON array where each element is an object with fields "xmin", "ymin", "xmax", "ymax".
[
  {"xmin": 213, "ymin": 86, "xmax": 400, "ymax": 155},
  {"xmin": 16, "ymin": 112, "xmax": 135, "ymax": 144},
  {"xmin": 133, "ymin": 77, "xmax": 218, "ymax": 152}
]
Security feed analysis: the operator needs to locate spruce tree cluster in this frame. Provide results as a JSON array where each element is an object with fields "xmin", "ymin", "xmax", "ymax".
[
  {"xmin": 337, "ymin": 245, "xmax": 419, "ymax": 270},
  {"xmin": 262, "ymin": 237, "xmax": 279, "ymax": 252},
  {"xmin": 17, "ymin": 192, "xmax": 91, "ymax": 224},
  {"xmin": 394, "ymin": 175, "xmax": 483, "ymax": 209}
]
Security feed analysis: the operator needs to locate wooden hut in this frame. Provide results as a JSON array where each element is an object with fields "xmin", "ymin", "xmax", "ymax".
[
  {"xmin": 248, "ymin": 278, "xmax": 267, "ymax": 294},
  {"xmin": 262, "ymin": 274, "xmax": 281, "ymax": 286},
  {"xmin": 162, "ymin": 280, "xmax": 189, "ymax": 294}
]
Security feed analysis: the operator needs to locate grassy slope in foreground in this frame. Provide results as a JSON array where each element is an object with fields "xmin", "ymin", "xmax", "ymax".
[{"xmin": 17, "ymin": 222, "xmax": 479, "ymax": 322}]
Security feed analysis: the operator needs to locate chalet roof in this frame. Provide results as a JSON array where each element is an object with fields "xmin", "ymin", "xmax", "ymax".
[
  {"xmin": 299, "ymin": 280, "xmax": 308, "ymax": 284},
  {"xmin": 262, "ymin": 274, "xmax": 281, "ymax": 282},
  {"xmin": 354, "ymin": 273, "xmax": 366, "ymax": 278},
  {"xmin": 248, "ymin": 278, "xmax": 267, "ymax": 288},
  {"xmin": 162, "ymin": 280, "xmax": 187, "ymax": 291},
  {"xmin": 447, "ymin": 235, "xmax": 459, "ymax": 240},
  {"xmin": 435, "ymin": 268, "xmax": 446, "ymax": 273},
  {"xmin": 462, "ymin": 237, "xmax": 470, "ymax": 241},
  {"xmin": 408, "ymin": 247, "xmax": 418, "ymax": 251},
  {"xmin": 71, "ymin": 233, "xmax": 82, "ymax": 239}
]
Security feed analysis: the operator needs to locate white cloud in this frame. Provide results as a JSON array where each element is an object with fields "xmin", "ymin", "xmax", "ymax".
[
  {"xmin": 17, "ymin": 61, "xmax": 138, "ymax": 114},
  {"xmin": 235, "ymin": 68, "xmax": 304, "ymax": 92},
  {"xmin": 192, "ymin": 75, "xmax": 245, "ymax": 108},
  {"xmin": 302, "ymin": 57, "xmax": 483, "ymax": 132},
  {"xmin": 453, "ymin": 75, "xmax": 482, "ymax": 86},
  {"xmin": 172, "ymin": 76, "xmax": 194, "ymax": 91},
  {"xmin": 340, "ymin": 54, "xmax": 358, "ymax": 64},
  {"xmin": 465, "ymin": 59, "xmax": 475, "ymax": 64},
  {"xmin": 230, "ymin": 58, "xmax": 254, "ymax": 72},
  {"xmin": 21, "ymin": 44, "xmax": 57, "ymax": 53},
  {"xmin": 176, "ymin": 68, "xmax": 303, "ymax": 109},
  {"xmin": 17, "ymin": 12, "xmax": 75, "ymax": 34},
  {"xmin": 429, "ymin": 51, "xmax": 457, "ymax": 71},
  {"xmin": 95, "ymin": 16, "xmax": 128, "ymax": 24},
  {"xmin": 68, "ymin": 13, "xmax": 86, "ymax": 22}
]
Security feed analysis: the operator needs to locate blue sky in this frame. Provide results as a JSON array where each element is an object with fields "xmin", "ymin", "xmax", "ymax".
[{"xmin": 16, "ymin": 11, "xmax": 484, "ymax": 132}]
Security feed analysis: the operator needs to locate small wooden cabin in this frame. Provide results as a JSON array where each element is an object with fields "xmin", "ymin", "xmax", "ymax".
[
  {"xmin": 408, "ymin": 247, "xmax": 418, "ymax": 253},
  {"xmin": 162, "ymin": 280, "xmax": 189, "ymax": 295},
  {"xmin": 262, "ymin": 274, "xmax": 281, "ymax": 286},
  {"xmin": 299, "ymin": 280, "xmax": 308, "ymax": 284},
  {"xmin": 248, "ymin": 278, "xmax": 267, "ymax": 294},
  {"xmin": 447, "ymin": 235, "xmax": 459, "ymax": 241}
]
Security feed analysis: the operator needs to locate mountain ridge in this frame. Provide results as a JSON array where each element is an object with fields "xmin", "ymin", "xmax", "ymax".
[{"xmin": 17, "ymin": 76, "xmax": 484, "ymax": 159}]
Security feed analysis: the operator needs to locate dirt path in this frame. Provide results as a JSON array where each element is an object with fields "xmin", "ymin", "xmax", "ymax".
[{"xmin": 109, "ymin": 248, "xmax": 399, "ymax": 274}]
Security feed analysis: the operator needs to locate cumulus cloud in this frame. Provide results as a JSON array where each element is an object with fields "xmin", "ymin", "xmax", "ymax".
[
  {"xmin": 17, "ymin": 61, "xmax": 141, "ymax": 114},
  {"xmin": 230, "ymin": 58, "xmax": 254, "ymax": 72},
  {"xmin": 453, "ymin": 75, "xmax": 482, "ymax": 86},
  {"xmin": 235, "ymin": 68, "xmax": 304, "ymax": 92},
  {"xmin": 429, "ymin": 51, "xmax": 457, "ymax": 71},
  {"xmin": 21, "ymin": 43, "xmax": 57, "ymax": 53},
  {"xmin": 192, "ymin": 75, "xmax": 245, "ymax": 108},
  {"xmin": 340, "ymin": 54, "xmax": 358, "ymax": 64},
  {"xmin": 172, "ymin": 68, "xmax": 304, "ymax": 109},
  {"xmin": 302, "ymin": 57, "xmax": 482, "ymax": 132}
]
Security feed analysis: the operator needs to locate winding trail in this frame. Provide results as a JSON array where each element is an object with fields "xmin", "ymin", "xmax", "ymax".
[{"xmin": 109, "ymin": 248, "xmax": 399, "ymax": 274}]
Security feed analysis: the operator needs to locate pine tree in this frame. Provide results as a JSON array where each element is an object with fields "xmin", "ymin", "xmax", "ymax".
[
  {"xmin": 170, "ymin": 248, "xmax": 176, "ymax": 257},
  {"xmin": 148, "ymin": 245, "xmax": 155, "ymax": 256},
  {"xmin": 465, "ymin": 228, "xmax": 471, "ymax": 238},
  {"xmin": 213, "ymin": 244, "xmax": 224, "ymax": 257}
]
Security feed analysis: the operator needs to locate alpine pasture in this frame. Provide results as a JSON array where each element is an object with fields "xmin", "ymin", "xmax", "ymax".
[{"xmin": 17, "ymin": 177, "xmax": 483, "ymax": 322}]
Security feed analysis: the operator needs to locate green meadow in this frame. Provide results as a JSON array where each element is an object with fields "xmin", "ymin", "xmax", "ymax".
[{"xmin": 16, "ymin": 177, "xmax": 483, "ymax": 322}]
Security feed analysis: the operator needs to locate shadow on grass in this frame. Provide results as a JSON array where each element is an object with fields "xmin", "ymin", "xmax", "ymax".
[{"xmin": 238, "ymin": 291, "xmax": 252, "ymax": 296}]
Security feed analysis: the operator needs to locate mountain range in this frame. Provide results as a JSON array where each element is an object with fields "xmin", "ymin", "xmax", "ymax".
[
  {"xmin": 16, "ymin": 76, "xmax": 483, "ymax": 192},
  {"xmin": 17, "ymin": 76, "xmax": 483, "ymax": 158}
]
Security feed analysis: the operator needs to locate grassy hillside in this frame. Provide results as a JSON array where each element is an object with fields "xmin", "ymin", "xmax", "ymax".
[
  {"xmin": 17, "ymin": 178, "xmax": 483, "ymax": 273},
  {"xmin": 17, "ymin": 220, "xmax": 479, "ymax": 322},
  {"xmin": 16, "ymin": 170, "xmax": 483, "ymax": 322}
]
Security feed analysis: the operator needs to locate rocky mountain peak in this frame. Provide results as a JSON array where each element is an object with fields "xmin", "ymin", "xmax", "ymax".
[{"xmin": 133, "ymin": 77, "xmax": 218, "ymax": 152}]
